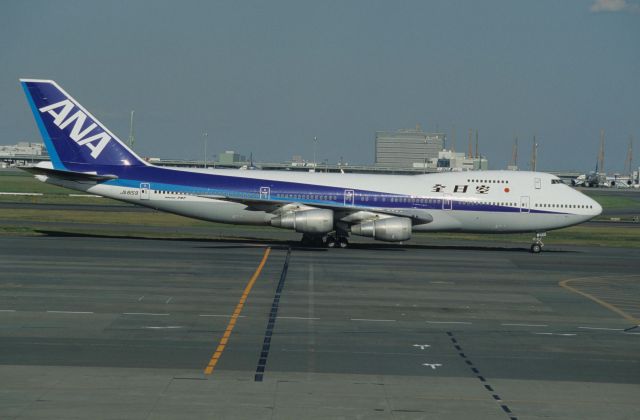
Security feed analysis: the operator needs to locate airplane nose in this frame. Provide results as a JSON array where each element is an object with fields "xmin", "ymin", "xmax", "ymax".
[
  {"xmin": 591, "ymin": 199, "xmax": 603, "ymax": 216},
  {"xmin": 589, "ymin": 198, "xmax": 602, "ymax": 217}
]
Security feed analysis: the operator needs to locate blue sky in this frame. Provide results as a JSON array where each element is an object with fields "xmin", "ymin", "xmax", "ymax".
[{"xmin": 1, "ymin": 0, "xmax": 638, "ymax": 171}]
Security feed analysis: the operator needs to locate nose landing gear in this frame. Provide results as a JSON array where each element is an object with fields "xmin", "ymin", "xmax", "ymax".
[{"xmin": 530, "ymin": 232, "xmax": 546, "ymax": 253}]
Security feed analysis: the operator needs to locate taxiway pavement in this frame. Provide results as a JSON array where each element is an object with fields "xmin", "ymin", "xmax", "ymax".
[{"xmin": 1, "ymin": 234, "xmax": 639, "ymax": 419}]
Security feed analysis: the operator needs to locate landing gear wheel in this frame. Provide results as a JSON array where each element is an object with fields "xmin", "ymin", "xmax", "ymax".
[
  {"xmin": 322, "ymin": 231, "xmax": 350, "ymax": 249},
  {"xmin": 529, "ymin": 232, "xmax": 546, "ymax": 253}
]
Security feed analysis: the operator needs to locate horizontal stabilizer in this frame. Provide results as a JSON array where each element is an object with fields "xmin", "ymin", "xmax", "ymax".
[{"xmin": 19, "ymin": 166, "xmax": 118, "ymax": 182}]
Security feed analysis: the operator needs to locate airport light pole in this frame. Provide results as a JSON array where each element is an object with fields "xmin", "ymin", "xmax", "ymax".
[
  {"xmin": 203, "ymin": 131, "xmax": 208, "ymax": 169},
  {"xmin": 313, "ymin": 136, "xmax": 318, "ymax": 169},
  {"xmin": 128, "ymin": 110, "xmax": 135, "ymax": 149}
]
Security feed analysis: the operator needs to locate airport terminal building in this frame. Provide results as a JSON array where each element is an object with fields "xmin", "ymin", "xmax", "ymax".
[
  {"xmin": 375, "ymin": 126, "xmax": 445, "ymax": 168},
  {"xmin": 0, "ymin": 142, "xmax": 48, "ymax": 167}
]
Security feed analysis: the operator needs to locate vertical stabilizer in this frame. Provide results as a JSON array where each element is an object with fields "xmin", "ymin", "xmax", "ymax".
[{"xmin": 21, "ymin": 79, "xmax": 147, "ymax": 170}]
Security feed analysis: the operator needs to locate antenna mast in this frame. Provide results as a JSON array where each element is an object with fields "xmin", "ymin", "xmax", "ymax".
[
  {"xmin": 531, "ymin": 135, "xmax": 538, "ymax": 171},
  {"xmin": 451, "ymin": 125, "xmax": 456, "ymax": 153},
  {"xmin": 475, "ymin": 129, "xmax": 479, "ymax": 159},
  {"xmin": 598, "ymin": 129, "xmax": 605, "ymax": 174},
  {"xmin": 624, "ymin": 135, "xmax": 633, "ymax": 176},
  {"xmin": 128, "ymin": 110, "xmax": 135, "ymax": 148}
]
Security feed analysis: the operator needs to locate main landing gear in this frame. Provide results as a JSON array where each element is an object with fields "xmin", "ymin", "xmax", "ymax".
[
  {"xmin": 324, "ymin": 233, "xmax": 349, "ymax": 249},
  {"xmin": 530, "ymin": 232, "xmax": 546, "ymax": 253},
  {"xmin": 300, "ymin": 232, "xmax": 349, "ymax": 248}
]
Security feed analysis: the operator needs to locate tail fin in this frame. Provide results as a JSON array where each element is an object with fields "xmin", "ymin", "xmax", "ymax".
[{"xmin": 21, "ymin": 79, "xmax": 147, "ymax": 170}]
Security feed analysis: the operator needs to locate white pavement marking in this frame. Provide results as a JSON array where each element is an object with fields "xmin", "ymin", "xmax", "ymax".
[
  {"xmin": 277, "ymin": 316, "xmax": 320, "ymax": 320},
  {"xmin": 422, "ymin": 363, "xmax": 442, "ymax": 369},
  {"xmin": 308, "ymin": 262, "xmax": 317, "ymax": 377},
  {"xmin": 46, "ymin": 310, "xmax": 93, "ymax": 314},
  {"xmin": 165, "ymin": 297, "xmax": 173, "ymax": 304},
  {"xmin": 413, "ymin": 344, "xmax": 431, "ymax": 350},
  {"xmin": 199, "ymin": 314, "xmax": 246, "ymax": 318},
  {"xmin": 0, "ymin": 192, "xmax": 43, "ymax": 196},
  {"xmin": 68, "ymin": 194, "xmax": 101, "ymax": 197},
  {"xmin": 426, "ymin": 321, "xmax": 472, "ymax": 324},
  {"xmin": 430, "ymin": 281, "xmax": 454, "ymax": 284},
  {"xmin": 502, "ymin": 323, "xmax": 548, "ymax": 327},
  {"xmin": 0, "ymin": 309, "xmax": 16, "ymax": 312},
  {"xmin": 308, "ymin": 263, "xmax": 316, "ymax": 321},
  {"xmin": 534, "ymin": 332, "xmax": 576, "ymax": 336},
  {"xmin": 143, "ymin": 326, "xmax": 183, "ymax": 329},
  {"xmin": 578, "ymin": 326, "xmax": 624, "ymax": 331},
  {"xmin": 137, "ymin": 296, "xmax": 145, "ymax": 302},
  {"xmin": 123, "ymin": 312, "xmax": 169, "ymax": 316},
  {"xmin": 350, "ymin": 318, "xmax": 396, "ymax": 322}
]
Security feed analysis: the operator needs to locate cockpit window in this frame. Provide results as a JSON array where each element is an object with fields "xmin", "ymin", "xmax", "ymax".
[{"xmin": 551, "ymin": 179, "xmax": 563, "ymax": 184}]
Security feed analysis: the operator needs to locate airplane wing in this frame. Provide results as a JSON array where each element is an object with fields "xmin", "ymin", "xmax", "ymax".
[{"xmin": 198, "ymin": 194, "xmax": 433, "ymax": 224}]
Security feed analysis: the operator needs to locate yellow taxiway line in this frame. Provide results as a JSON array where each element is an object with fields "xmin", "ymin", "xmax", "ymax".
[
  {"xmin": 559, "ymin": 276, "xmax": 639, "ymax": 325},
  {"xmin": 204, "ymin": 247, "xmax": 271, "ymax": 375}
]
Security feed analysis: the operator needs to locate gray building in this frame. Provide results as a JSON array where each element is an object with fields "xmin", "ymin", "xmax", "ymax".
[
  {"xmin": 218, "ymin": 150, "xmax": 246, "ymax": 165},
  {"xmin": 0, "ymin": 142, "xmax": 48, "ymax": 167},
  {"xmin": 375, "ymin": 126, "xmax": 445, "ymax": 167},
  {"xmin": 0, "ymin": 142, "xmax": 47, "ymax": 157}
]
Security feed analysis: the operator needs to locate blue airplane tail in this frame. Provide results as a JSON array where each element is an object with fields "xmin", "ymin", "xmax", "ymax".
[{"xmin": 21, "ymin": 79, "xmax": 146, "ymax": 170}]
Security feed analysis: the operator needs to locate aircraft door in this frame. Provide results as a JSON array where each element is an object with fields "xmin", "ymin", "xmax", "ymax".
[
  {"xmin": 344, "ymin": 189, "xmax": 355, "ymax": 206},
  {"xmin": 140, "ymin": 183, "xmax": 150, "ymax": 200},
  {"xmin": 520, "ymin": 196, "xmax": 530, "ymax": 213},
  {"xmin": 442, "ymin": 194, "xmax": 453, "ymax": 210},
  {"xmin": 534, "ymin": 178, "xmax": 542, "ymax": 189},
  {"xmin": 260, "ymin": 186, "xmax": 270, "ymax": 200}
]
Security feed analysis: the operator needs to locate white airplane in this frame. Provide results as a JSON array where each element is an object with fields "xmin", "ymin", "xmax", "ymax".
[
  {"xmin": 20, "ymin": 79, "xmax": 602, "ymax": 253},
  {"xmin": 572, "ymin": 172, "xmax": 634, "ymax": 188}
]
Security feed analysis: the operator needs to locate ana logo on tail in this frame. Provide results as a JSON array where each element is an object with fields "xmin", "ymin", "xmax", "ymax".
[{"xmin": 39, "ymin": 99, "xmax": 111, "ymax": 159}]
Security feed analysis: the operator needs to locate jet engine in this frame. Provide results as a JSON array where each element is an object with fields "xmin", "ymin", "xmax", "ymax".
[
  {"xmin": 350, "ymin": 217, "xmax": 411, "ymax": 242},
  {"xmin": 270, "ymin": 209, "xmax": 334, "ymax": 234}
]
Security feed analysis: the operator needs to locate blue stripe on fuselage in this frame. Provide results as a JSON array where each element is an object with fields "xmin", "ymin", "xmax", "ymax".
[{"xmin": 89, "ymin": 164, "xmax": 566, "ymax": 215}]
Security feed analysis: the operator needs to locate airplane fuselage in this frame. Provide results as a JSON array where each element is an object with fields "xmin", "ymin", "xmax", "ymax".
[{"xmin": 37, "ymin": 163, "xmax": 602, "ymax": 235}]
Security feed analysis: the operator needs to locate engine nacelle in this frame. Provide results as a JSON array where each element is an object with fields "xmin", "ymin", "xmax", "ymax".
[
  {"xmin": 350, "ymin": 217, "xmax": 412, "ymax": 242},
  {"xmin": 270, "ymin": 209, "xmax": 334, "ymax": 234}
]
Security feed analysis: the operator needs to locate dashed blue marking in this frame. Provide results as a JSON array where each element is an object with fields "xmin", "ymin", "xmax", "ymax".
[{"xmin": 254, "ymin": 248, "xmax": 291, "ymax": 382}]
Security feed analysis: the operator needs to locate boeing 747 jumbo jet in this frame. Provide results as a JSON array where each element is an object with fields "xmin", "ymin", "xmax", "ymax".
[{"xmin": 20, "ymin": 79, "xmax": 602, "ymax": 252}]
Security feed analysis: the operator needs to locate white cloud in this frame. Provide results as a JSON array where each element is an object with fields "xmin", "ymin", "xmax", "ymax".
[{"xmin": 590, "ymin": 0, "xmax": 640, "ymax": 13}]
